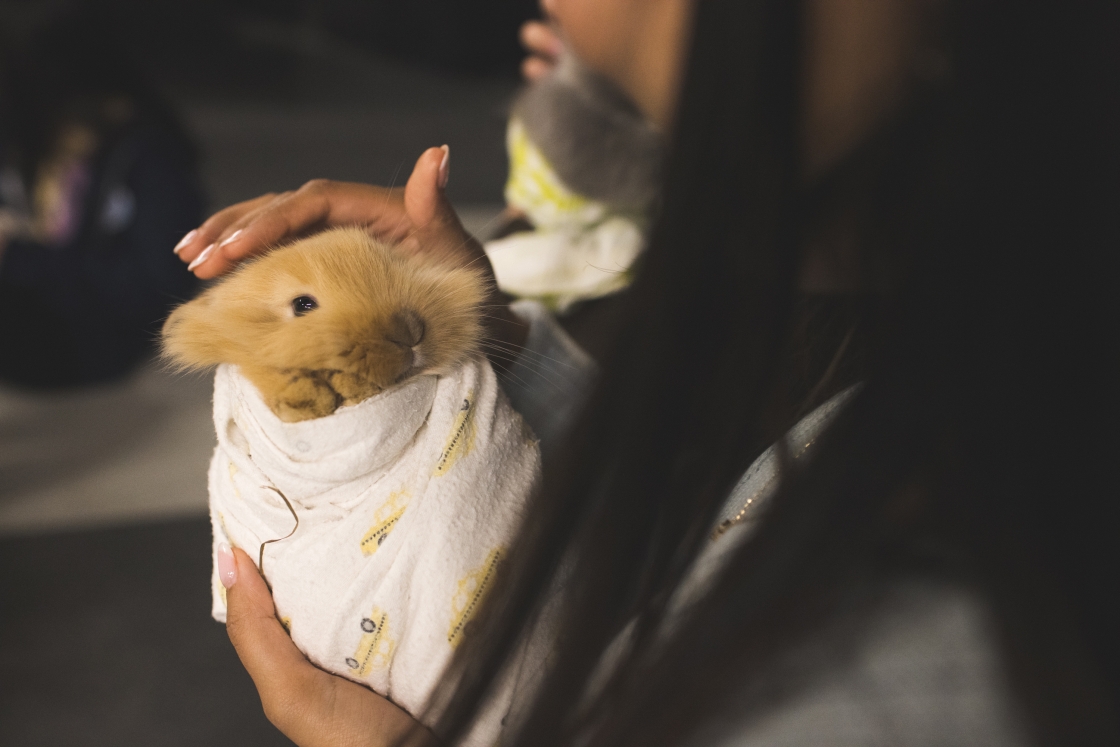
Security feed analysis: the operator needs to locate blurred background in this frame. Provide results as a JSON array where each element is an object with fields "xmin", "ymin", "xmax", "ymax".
[{"xmin": 0, "ymin": 1, "xmax": 537, "ymax": 743}]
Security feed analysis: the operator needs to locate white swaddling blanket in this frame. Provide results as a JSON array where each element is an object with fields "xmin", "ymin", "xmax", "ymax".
[{"xmin": 206, "ymin": 358, "xmax": 541, "ymax": 727}]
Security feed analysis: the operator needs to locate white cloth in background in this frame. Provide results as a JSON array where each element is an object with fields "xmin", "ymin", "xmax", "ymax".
[
  {"xmin": 484, "ymin": 118, "xmax": 647, "ymax": 313},
  {"xmin": 206, "ymin": 359, "xmax": 541, "ymax": 728},
  {"xmin": 485, "ymin": 218, "xmax": 643, "ymax": 312}
]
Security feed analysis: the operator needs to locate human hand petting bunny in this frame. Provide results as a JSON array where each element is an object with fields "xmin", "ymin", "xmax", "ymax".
[{"xmin": 173, "ymin": 146, "xmax": 529, "ymax": 353}]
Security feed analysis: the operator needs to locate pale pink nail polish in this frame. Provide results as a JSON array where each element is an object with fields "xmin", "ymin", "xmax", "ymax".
[
  {"xmin": 438, "ymin": 145, "xmax": 450, "ymax": 189},
  {"xmin": 187, "ymin": 243, "xmax": 215, "ymax": 271},
  {"xmin": 218, "ymin": 228, "xmax": 242, "ymax": 248},
  {"xmin": 173, "ymin": 229, "xmax": 197, "ymax": 254},
  {"xmin": 217, "ymin": 543, "xmax": 238, "ymax": 589}
]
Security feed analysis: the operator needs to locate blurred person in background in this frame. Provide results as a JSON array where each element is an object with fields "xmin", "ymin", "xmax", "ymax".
[
  {"xmin": 0, "ymin": 11, "xmax": 203, "ymax": 388},
  {"xmin": 176, "ymin": 0, "xmax": 1119, "ymax": 745}
]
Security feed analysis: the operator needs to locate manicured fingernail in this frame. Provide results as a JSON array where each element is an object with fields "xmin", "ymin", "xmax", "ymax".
[
  {"xmin": 187, "ymin": 243, "xmax": 215, "ymax": 271},
  {"xmin": 438, "ymin": 145, "xmax": 450, "ymax": 189},
  {"xmin": 217, "ymin": 543, "xmax": 238, "ymax": 588},
  {"xmin": 218, "ymin": 229, "xmax": 242, "ymax": 248},
  {"xmin": 173, "ymin": 229, "xmax": 197, "ymax": 254}
]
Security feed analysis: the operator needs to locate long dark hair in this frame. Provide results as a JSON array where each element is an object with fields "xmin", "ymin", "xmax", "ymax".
[{"xmin": 434, "ymin": 1, "xmax": 1120, "ymax": 745}]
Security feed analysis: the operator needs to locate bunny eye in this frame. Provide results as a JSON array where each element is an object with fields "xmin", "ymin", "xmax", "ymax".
[{"xmin": 292, "ymin": 295, "xmax": 319, "ymax": 317}]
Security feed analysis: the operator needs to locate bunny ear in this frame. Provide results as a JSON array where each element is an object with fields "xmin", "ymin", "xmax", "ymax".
[{"xmin": 161, "ymin": 292, "xmax": 240, "ymax": 371}]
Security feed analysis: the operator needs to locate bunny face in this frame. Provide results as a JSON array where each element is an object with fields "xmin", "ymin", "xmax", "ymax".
[{"xmin": 163, "ymin": 228, "xmax": 486, "ymax": 422}]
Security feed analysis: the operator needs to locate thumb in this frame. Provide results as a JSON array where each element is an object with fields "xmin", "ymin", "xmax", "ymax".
[
  {"xmin": 404, "ymin": 145, "xmax": 459, "ymax": 233},
  {"xmin": 221, "ymin": 545, "xmax": 427, "ymax": 745},
  {"xmin": 222, "ymin": 545, "xmax": 317, "ymax": 698}
]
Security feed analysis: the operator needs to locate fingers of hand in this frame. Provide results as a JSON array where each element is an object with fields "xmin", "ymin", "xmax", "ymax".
[
  {"xmin": 178, "ymin": 181, "xmax": 412, "ymax": 279},
  {"xmin": 315, "ymin": 180, "xmax": 410, "ymax": 242},
  {"xmin": 178, "ymin": 163, "xmax": 485, "ymax": 278},
  {"xmin": 404, "ymin": 147, "xmax": 452, "ymax": 228},
  {"xmin": 404, "ymin": 147, "xmax": 468, "ymax": 239},
  {"xmin": 401, "ymin": 147, "xmax": 487, "ymax": 271},
  {"xmin": 191, "ymin": 189, "xmax": 326, "ymax": 279},
  {"xmin": 225, "ymin": 547, "xmax": 315, "ymax": 695},
  {"xmin": 223, "ymin": 549, "xmax": 334, "ymax": 741},
  {"xmin": 522, "ymin": 56, "xmax": 555, "ymax": 82},
  {"xmin": 175, "ymin": 193, "xmax": 277, "ymax": 265},
  {"xmin": 520, "ymin": 20, "xmax": 563, "ymax": 60},
  {"xmin": 278, "ymin": 179, "xmax": 413, "ymax": 245},
  {"xmin": 223, "ymin": 549, "xmax": 424, "ymax": 747},
  {"xmin": 519, "ymin": 21, "xmax": 563, "ymax": 81}
]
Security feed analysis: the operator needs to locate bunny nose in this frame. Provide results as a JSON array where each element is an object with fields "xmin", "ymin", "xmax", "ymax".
[
  {"xmin": 384, "ymin": 310, "xmax": 426, "ymax": 375},
  {"xmin": 386, "ymin": 310, "xmax": 425, "ymax": 349}
]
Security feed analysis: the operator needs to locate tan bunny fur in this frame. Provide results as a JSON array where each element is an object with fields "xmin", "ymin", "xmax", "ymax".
[{"xmin": 162, "ymin": 227, "xmax": 486, "ymax": 422}]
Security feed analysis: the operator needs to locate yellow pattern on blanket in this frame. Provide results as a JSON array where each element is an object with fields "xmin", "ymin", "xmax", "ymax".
[
  {"xmin": 360, "ymin": 489, "xmax": 410, "ymax": 556},
  {"xmin": 347, "ymin": 607, "xmax": 395, "ymax": 678},
  {"xmin": 449, "ymin": 547, "xmax": 503, "ymax": 648},
  {"xmin": 434, "ymin": 393, "xmax": 476, "ymax": 477}
]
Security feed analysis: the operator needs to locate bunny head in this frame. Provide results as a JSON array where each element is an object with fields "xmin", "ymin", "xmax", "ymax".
[{"xmin": 162, "ymin": 227, "xmax": 486, "ymax": 422}]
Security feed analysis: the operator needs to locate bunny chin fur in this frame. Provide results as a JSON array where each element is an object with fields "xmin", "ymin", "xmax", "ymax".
[{"xmin": 161, "ymin": 227, "xmax": 487, "ymax": 422}]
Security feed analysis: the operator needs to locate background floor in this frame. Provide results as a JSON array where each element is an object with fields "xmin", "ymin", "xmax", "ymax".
[
  {"xmin": 0, "ymin": 7, "xmax": 518, "ymax": 744},
  {"xmin": 0, "ymin": 519, "xmax": 292, "ymax": 746}
]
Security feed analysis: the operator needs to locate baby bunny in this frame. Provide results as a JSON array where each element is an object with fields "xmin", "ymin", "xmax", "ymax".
[
  {"xmin": 162, "ymin": 227, "xmax": 486, "ymax": 422},
  {"xmin": 161, "ymin": 227, "xmax": 540, "ymax": 731}
]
